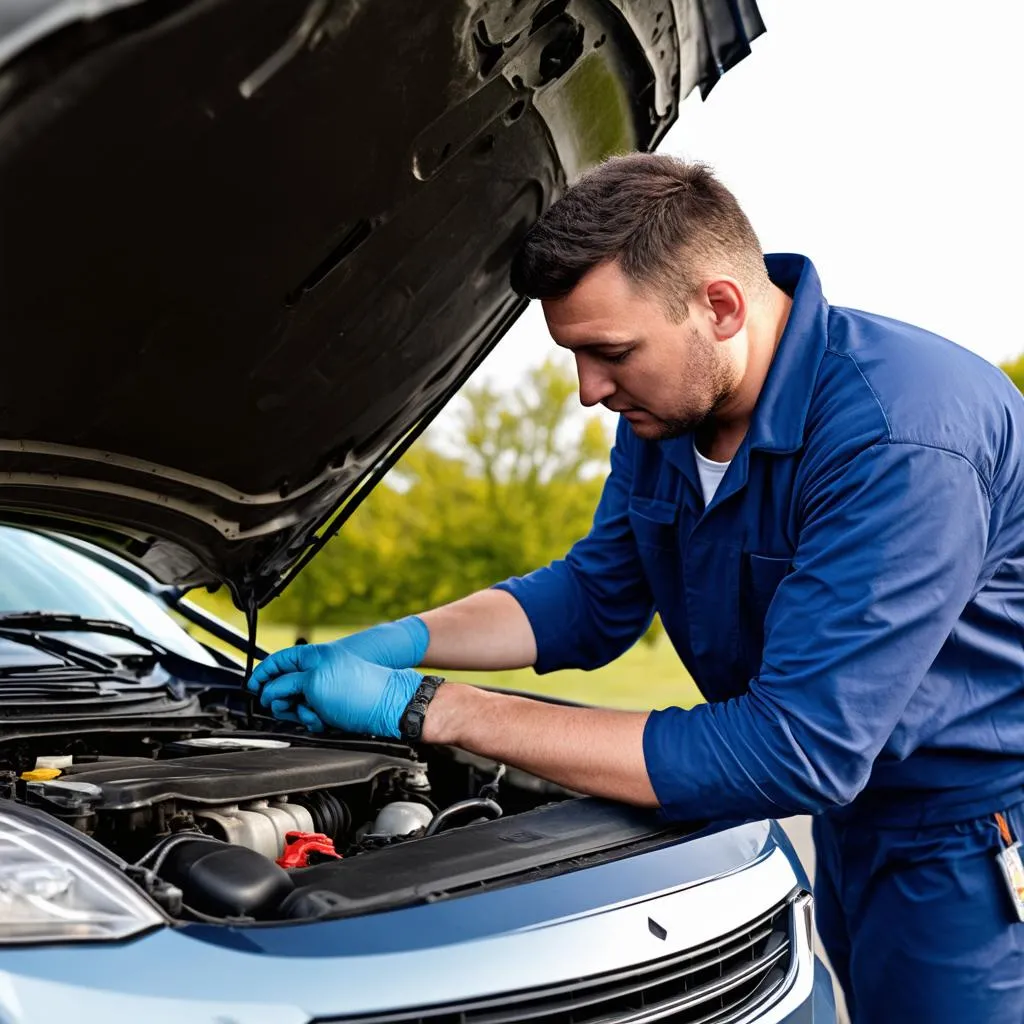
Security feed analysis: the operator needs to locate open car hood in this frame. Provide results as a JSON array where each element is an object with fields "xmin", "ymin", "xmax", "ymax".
[{"xmin": 0, "ymin": 0, "xmax": 763, "ymax": 608}]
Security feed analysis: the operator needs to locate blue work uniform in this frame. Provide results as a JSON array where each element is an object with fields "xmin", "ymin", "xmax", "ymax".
[{"xmin": 496, "ymin": 255, "xmax": 1024, "ymax": 1023}]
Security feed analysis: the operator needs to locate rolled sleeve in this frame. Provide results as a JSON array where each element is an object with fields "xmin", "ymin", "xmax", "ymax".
[
  {"xmin": 494, "ymin": 420, "xmax": 656, "ymax": 673},
  {"xmin": 644, "ymin": 441, "xmax": 991, "ymax": 820}
]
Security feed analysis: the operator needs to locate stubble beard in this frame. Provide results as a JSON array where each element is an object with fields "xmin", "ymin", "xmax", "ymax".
[{"xmin": 628, "ymin": 328, "xmax": 739, "ymax": 441}]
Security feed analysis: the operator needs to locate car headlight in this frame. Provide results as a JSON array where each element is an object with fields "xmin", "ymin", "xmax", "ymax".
[{"xmin": 0, "ymin": 811, "xmax": 164, "ymax": 943}]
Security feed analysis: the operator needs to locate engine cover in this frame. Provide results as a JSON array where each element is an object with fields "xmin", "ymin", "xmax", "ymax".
[{"xmin": 61, "ymin": 746, "xmax": 414, "ymax": 810}]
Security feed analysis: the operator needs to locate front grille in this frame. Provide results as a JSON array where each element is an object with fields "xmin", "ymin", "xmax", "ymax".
[{"xmin": 322, "ymin": 897, "xmax": 794, "ymax": 1024}]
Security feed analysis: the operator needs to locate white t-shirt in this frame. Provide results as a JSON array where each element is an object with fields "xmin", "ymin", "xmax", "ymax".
[{"xmin": 694, "ymin": 442, "xmax": 731, "ymax": 505}]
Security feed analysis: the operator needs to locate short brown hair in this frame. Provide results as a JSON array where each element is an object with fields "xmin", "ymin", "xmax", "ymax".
[{"xmin": 510, "ymin": 153, "xmax": 769, "ymax": 318}]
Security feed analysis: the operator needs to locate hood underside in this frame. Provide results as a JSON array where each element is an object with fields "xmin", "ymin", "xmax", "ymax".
[{"xmin": 0, "ymin": 0, "xmax": 763, "ymax": 607}]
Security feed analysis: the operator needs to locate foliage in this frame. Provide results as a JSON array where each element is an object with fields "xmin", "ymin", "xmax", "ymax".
[
  {"xmin": 1001, "ymin": 352, "xmax": 1024, "ymax": 394},
  {"xmin": 257, "ymin": 360, "xmax": 614, "ymax": 635}
]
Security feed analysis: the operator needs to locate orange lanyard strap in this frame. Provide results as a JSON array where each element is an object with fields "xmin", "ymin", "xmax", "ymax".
[{"xmin": 996, "ymin": 812, "xmax": 1015, "ymax": 847}]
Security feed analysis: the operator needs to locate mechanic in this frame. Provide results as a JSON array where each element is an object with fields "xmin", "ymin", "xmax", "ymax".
[{"xmin": 250, "ymin": 154, "xmax": 1024, "ymax": 1023}]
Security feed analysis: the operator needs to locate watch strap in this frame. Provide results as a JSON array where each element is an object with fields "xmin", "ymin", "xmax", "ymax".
[{"xmin": 398, "ymin": 675, "xmax": 445, "ymax": 741}]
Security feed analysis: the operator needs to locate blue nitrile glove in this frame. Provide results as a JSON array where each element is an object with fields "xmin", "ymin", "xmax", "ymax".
[
  {"xmin": 249, "ymin": 643, "xmax": 422, "ymax": 738},
  {"xmin": 247, "ymin": 617, "xmax": 428, "ymax": 733},
  {"xmin": 265, "ymin": 697, "xmax": 325, "ymax": 732},
  {"xmin": 333, "ymin": 616, "xmax": 430, "ymax": 669}
]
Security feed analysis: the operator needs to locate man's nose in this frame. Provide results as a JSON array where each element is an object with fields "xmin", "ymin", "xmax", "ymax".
[{"xmin": 576, "ymin": 359, "xmax": 616, "ymax": 408}]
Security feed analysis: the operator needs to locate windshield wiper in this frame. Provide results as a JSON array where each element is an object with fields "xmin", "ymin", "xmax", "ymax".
[
  {"xmin": 0, "ymin": 621, "xmax": 124, "ymax": 673},
  {"xmin": 0, "ymin": 613, "xmax": 170, "ymax": 657},
  {"xmin": 0, "ymin": 612, "xmax": 241, "ymax": 689}
]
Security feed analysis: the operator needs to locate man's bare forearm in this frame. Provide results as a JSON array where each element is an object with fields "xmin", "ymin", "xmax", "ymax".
[
  {"xmin": 407, "ymin": 591, "xmax": 658, "ymax": 806},
  {"xmin": 421, "ymin": 682, "xmax": 659, "ymax": 807},
  {"xmin": 418, "ymin": 589, "xmax": 538, "ymax": 671}
]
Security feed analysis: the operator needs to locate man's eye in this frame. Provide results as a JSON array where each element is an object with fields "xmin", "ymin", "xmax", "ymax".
[{"xmin": 606, "ymin": 349, "xmax": 632, "ymax": 365}]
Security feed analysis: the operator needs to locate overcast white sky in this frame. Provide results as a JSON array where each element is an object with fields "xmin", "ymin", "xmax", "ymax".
[{"xmin": 454, "ymin": 0, "xmax": 1024, "ymax": 414}]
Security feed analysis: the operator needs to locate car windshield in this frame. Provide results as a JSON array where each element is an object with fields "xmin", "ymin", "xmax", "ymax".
[{"xmin": 0, "ymin": 526, "xmax": 216, "ymax": 665}]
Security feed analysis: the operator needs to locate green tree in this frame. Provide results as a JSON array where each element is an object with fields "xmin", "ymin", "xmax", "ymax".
[
  {"xmin": 265, "ymin": 359, "xmax": 614, "ymax": 628},
  {"xmin": 1001, "ymin": 352, "xmax": 1024, "ymax": 393}
]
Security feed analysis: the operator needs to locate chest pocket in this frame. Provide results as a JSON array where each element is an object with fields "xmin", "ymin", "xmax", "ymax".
[
  {"xmin": 746, "ymin": 552, "xmax": 792, "ymax": 613},
  {"xmin": 628, "ymin": 496, "xmax": 678, "ymax": 550},
  {"xmin": 741, "ymin": 553, "xmax": 792, "ymax": 662}
]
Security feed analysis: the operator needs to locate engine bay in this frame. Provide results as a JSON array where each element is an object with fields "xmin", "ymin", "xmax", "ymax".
[{"xmin": 0, "ymin": 725, "xmax": 622, "ymax": 924}]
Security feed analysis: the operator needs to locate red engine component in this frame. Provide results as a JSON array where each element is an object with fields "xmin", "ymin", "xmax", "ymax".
[{"xmin": 275, "ymin": 830, "xmax": 341, "ymax": 868}]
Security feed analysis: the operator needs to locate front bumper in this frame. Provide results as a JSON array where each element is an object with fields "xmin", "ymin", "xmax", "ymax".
[{"xmin": 0, "ymin": 823, "xmax": 835, "ymax": 1023}]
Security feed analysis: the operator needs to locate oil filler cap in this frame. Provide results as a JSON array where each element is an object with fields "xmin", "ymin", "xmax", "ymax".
[{"xmin": 276, "ymin": 831, "xmax": 341, "ymax": 869}]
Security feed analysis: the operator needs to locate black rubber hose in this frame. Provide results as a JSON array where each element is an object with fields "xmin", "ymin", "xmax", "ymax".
[{"xmin": 424, "ymin": 797, "xmax": 502, "ymax": 837}]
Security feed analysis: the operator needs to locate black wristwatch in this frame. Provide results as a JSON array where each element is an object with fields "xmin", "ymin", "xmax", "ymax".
[{"xmin": 398, "ymin": 675, "xmax": 445, "ymax": 741}]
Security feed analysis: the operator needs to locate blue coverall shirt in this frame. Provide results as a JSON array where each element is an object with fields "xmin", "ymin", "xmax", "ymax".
[{"xmin": 497, "ymin": 254, "xmax": 1024, "ymax": 827}]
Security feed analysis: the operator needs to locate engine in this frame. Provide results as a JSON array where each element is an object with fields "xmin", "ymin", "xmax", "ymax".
[{"xmin": 12, "ymin": 735, "xmax": 437, "ymax": 863}]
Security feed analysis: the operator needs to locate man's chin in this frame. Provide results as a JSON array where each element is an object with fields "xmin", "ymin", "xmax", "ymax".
[
  {"xmin": 625, "ymin": 420, "xmax": 667, "ymax": 440},
  {"xmin": 622, "ymin": 410, "xmax": 693, "ymax": 441}
]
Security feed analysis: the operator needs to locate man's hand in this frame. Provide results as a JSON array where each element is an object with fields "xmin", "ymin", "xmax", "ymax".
[
  {"xmin": 247, "ymin": 643, "xmax": 422, "ymax": 738},
  {"xmin": 247, "ymin": 637, "xmax": 658, "ymax": 806},
  {"xmin": 247, "ymin": 617, "xmax": 429, "ymax": 728}
]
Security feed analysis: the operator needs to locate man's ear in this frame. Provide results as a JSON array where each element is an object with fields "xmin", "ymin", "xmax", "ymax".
[{"xmin": 704, "ymin": 278, "xmax": 747, "ymax": 341}]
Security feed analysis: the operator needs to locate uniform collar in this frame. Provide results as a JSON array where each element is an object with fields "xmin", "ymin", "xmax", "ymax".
[{"xmin": 746, "ymin": 253, "xmax": 829, "ymax": 453}]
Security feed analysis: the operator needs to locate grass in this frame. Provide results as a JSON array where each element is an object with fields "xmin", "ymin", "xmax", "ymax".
[{"xmin": 181, "ymin": 603, "xmax": 702, "ymax": 712}]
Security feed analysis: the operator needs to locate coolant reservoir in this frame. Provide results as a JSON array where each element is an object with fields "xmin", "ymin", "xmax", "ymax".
[{"xmin": 372, "ymin": 801, "xmax": 433, "ymax": 837}]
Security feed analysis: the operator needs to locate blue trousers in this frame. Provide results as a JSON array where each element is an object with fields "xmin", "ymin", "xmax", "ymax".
[{"xmin": 813, "ymin": 799, "xmax": 1024, "ymax": 1023}]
